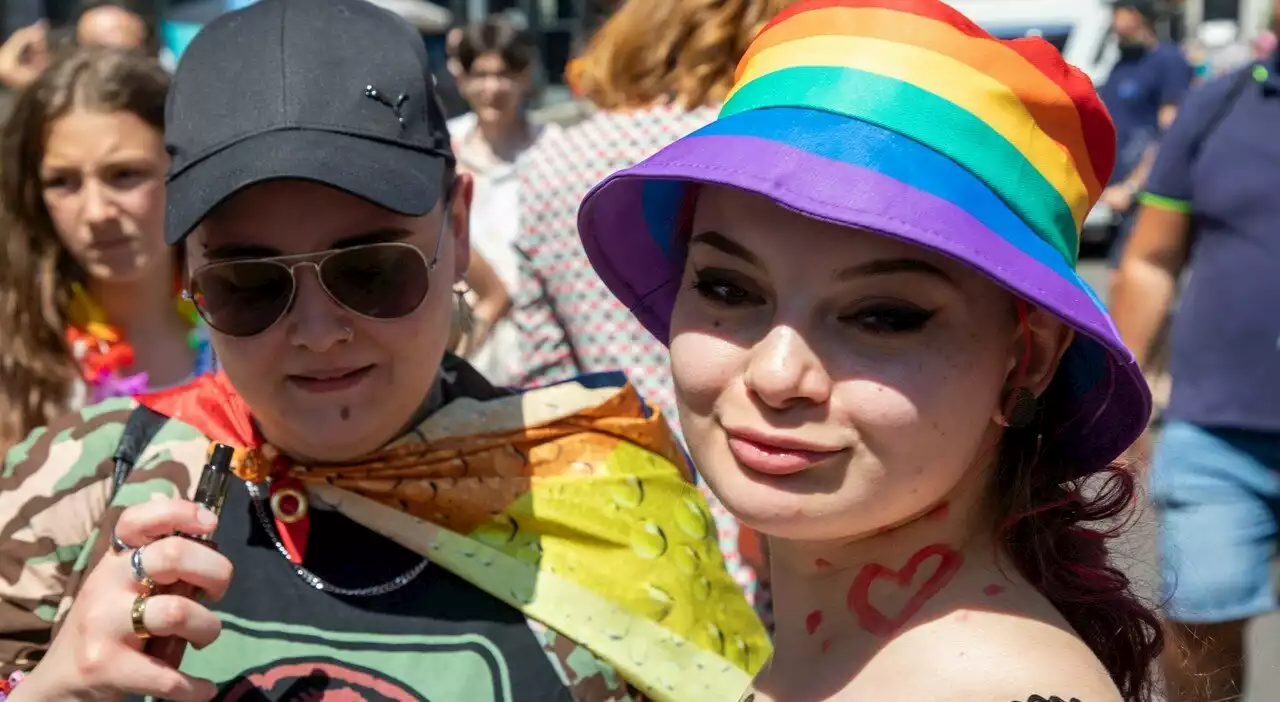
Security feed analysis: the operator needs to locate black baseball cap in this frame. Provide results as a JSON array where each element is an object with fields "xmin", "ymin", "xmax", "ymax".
[{"xmin": 163, "ymin": 0, "xmax": 454, "ymax": 245}]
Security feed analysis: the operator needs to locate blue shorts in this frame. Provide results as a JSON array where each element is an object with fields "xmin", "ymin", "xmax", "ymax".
[{"xmin": 1151, "ymin": 420, "xmax": 1280, "ymax": 623}]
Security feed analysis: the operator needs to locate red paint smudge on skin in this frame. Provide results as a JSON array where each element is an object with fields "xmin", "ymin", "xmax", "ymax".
[
  {"xmin": 924, "ymin": 501, "xmax": 950, "ymax": 521},
  {"xmin": 820, "ymin": 638, "xmax": 833, "ymax": 654},
  {"xmin": 814, "ymin": 558, "xmax": 834, "ymax": 569},
  {"xmin": 805, "ymin": 610, "xmax": 823, "ymax": 635},
  {"xmin": 984, "ymin": 584, "xmax": 1005, "ymax": 597},
  {"xmin": 846, "ymin": 543, "xmax": 964, "ymax": 638}
]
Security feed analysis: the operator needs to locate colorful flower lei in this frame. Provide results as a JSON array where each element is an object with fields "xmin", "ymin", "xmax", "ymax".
[
  {"xmin": 0, "ymin": 670, "xmax": 24, "ymax": 700},
  {"xmin": 65, "ymin": 283, "xmax": 207, "ymax": 403}
]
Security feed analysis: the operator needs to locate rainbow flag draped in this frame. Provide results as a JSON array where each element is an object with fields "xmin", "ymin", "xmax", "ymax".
[{"xmin": 140, "ymin": 368, "xmax": 772, "ymax": 701}]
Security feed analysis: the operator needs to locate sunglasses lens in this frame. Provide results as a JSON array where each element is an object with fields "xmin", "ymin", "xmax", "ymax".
[
  {"xmin": 190, "ymin": 261, "xmax": 293, "ymax": 337},
  {"xmin": 320, "ymin": 244, "xmax": 430, "ymax": 319}
]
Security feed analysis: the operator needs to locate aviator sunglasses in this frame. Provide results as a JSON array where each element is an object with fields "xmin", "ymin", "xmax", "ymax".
[{"xmin": 184, "ymin": 229, "xmax": 444, "ymax": 338}]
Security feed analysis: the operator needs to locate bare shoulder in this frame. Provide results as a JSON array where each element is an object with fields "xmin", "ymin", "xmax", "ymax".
[{"xmin": 851, "ymin": 609, "xmax": 1123, "ymax": 702}]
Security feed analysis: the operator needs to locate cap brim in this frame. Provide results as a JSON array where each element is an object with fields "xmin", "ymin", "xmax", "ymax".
[
  {"xmin": 578, "ymin": 107, "xmax": 1150, "ymax": 472},
  {"xmin": 165, "ymin": 128, "xmax": 446, "ymax": 244}
]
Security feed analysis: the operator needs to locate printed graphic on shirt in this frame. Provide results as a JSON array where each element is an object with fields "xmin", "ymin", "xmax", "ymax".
[
  {"xmin": 218, "ymin": 660, "xmax": 417, "ymax": 701},
  {"xmin": 183, "ymin": 613, "xmax": 514, "ymax": 701}
]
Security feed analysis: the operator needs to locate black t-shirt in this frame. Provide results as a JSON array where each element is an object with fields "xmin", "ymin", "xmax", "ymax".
[
  {"xmin": 127, "ymin": 481, "xmax": 578, "ymax": 701},
  {"xmin": 115, "ymin": 360, "xmax": 632, "ymax": 701}
]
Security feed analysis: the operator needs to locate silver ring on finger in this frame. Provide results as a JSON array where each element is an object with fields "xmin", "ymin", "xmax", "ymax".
[
  {"xmin": 111, "ymin": 531, "xmax": 132, "ymax": 553},
  {"xmin": 130, "ymin": 544, "xmax": 156, "ymax": 590}
]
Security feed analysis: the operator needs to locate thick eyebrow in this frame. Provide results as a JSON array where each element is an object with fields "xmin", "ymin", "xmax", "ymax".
[
  {"xmin": 202, "ymin": 227, "xmax": 415, "ymax": 262},
  {"xmin": 690, "ymin": 230, "xmax": 954, "ymax": 284},
  {"xmin": 40, "ymin": 157, "xmax": 157, "ymax": 174},
  {"xmin": 688, "ymin": 230, "xmax": 763, "ymax": 268},
  {"xmin": 835, "ymin": 258, "xmax": 956, "ymax": 284}
]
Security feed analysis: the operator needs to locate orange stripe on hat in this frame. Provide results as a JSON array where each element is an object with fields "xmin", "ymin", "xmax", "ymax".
[
  {"xmin": 745, "ymin": 0, "xmax": 1116, "ymax": 185},
  {"xmin": 737, "ymin": 5, "xmax": 1102, "ymax": 199}
]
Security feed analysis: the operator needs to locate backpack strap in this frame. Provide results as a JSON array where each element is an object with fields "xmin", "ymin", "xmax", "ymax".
[
  {"xmin": 1189, "ymin": 66, "xmax": 1256, "ymax": 165},
  {"xmin": 109, "ymin": 404, "xmax": 168, "ymax": 501}
]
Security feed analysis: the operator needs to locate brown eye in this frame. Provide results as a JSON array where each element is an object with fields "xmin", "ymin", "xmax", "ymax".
[
  {"xmin": 842, "ymin": 305, "xmax": 935, "ymax": 334},
  {"xmin": 691, "ymin": 270, "xmax": 764, "ymax": 307}
]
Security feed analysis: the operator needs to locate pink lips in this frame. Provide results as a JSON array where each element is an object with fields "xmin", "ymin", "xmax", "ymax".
[
  {"xmin": 287, "ymin": 365, "xmax": 373, "ymax": 394},
  {"xmin": 91, "ymin": 237, "xmax": 134, "ymax": 252},
  {"xmin": 725, "ymin": 428, "xmax": 845, "ymax": 476}
]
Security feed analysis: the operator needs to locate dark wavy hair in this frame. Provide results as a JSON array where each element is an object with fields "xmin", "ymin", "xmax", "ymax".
[
  {"xmin": 0, "ymin": 47, "xmax": 169, "ymax": 452},
  {"xmin": 451, "ymin": 16, "xmax": 538, "ymax": 75},
  {"xmin": 993, "ymin": 377, "xmax": 1164, "ymax": 701}
]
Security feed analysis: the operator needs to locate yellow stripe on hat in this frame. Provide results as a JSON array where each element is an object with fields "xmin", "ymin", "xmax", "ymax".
[{"xmin": 729, "ymin": 34, "xmax": 1089, "ymax": 229}]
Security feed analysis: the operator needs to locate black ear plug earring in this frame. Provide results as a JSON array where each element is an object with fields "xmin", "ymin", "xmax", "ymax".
[
  {"xmin": 999, "ymin": 299, "xmax": 1038, "ymax": 429},
  {"xmin": 1001, "ymin": 387, "xmax": 1038, "ymax": 428}
]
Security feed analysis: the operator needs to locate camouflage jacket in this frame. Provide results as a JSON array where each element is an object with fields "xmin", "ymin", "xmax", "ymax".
[{"xmin": 0, "ymin": 393, "xmax": 637, "ymax": 700}]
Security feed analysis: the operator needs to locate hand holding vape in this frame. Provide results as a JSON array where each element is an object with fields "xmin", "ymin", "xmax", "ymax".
[{"xmin": 143, "ymin": 443, "xmax": 235, "ymax": 668}]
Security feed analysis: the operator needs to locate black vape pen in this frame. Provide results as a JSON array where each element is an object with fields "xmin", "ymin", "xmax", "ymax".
[{"xmin": 144, "ymin": 443, "xmax": 235, "ymax": 668}]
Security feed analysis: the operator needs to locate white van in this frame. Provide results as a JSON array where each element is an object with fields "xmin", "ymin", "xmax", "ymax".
[{"xmin": 953, "ymin": 0, "xmax": 1119, "ymax": 80}]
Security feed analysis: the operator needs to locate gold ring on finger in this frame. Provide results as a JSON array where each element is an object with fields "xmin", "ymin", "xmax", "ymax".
[
  {"xmin": 131, "ymin": 594, "xmax": 153, "ymax": 640},
  {"xmin": 130, "ymin": 545, "xmax": 156, "ymax": 590}
]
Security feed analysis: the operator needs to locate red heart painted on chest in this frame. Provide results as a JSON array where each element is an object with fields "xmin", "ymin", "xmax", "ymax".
[{"xmin": 846, "ymin": 543, "xmax": 963, "ymax": 637}]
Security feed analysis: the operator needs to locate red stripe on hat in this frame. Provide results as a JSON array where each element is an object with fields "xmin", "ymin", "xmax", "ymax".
[
  {"xmin": 759, "ymin": 0, "xmax": 984, "ymax": 38},
  {"xmin": 1004, "ymin": 37, "xmax": 1117, "ymax": 187}
]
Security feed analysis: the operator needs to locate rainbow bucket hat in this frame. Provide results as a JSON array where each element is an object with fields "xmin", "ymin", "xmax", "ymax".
[{"xmin": 577, "ymin": 0, "xmax": 1150, "ymax": 472}]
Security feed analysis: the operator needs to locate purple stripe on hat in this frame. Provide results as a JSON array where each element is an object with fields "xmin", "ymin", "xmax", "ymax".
[
  {"xmin": 580, "ymin": 133, "xmax": 1125, "ymax": 356},
  {"xmin": 581, "ymin": 184, "xmax": 684, "ymax": 312}
]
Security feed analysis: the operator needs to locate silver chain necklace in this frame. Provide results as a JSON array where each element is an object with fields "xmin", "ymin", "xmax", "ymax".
[{"xmin": 244, "ymin": 481, "xmax": 429, "ymax": 597}]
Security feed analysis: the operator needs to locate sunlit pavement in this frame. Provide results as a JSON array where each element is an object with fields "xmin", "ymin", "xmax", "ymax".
[{"xmin": 1078, "ymin": 259, "xmax": 1279, "ymax": 702}]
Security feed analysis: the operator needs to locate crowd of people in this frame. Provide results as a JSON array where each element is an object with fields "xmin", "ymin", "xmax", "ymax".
[{"xmin": 0, "ymin": 0, "xmax": 1275, "ymax": 700}]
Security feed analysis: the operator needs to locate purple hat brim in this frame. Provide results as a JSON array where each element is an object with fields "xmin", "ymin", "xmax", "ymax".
[{"xmin": 578, "ymin": 108, "xmax": 1150, "ymax": 472}]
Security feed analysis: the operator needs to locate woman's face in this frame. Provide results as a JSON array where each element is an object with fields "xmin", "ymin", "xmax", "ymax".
[
  {"xmin": 460, "ymin": 52, "xmax": 530, "ymax": 124},
  {"xmin": 187, "ymin": 178, "xmax": 472, "ymax": 462},
  {"xmin": 669, "ymin": 186, "xmax": 1028, "ymax": 542},
  {"xmin": 40, "ymin": 108, "xmax": 168, "ymax": 283}
]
